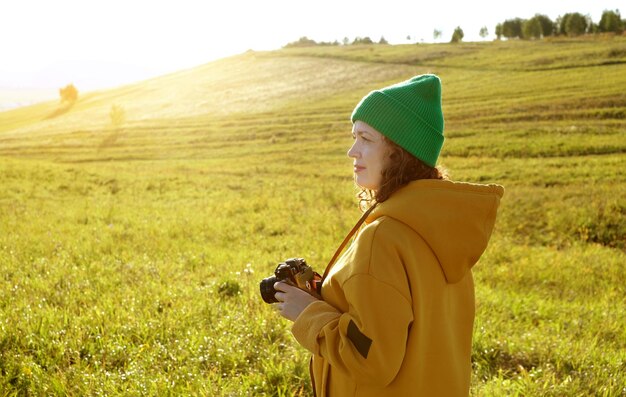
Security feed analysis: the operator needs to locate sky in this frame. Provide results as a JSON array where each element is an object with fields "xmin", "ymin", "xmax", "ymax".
[{"xmin": 0, "ymin": 0, "xmax": 623, "ymax": 91}]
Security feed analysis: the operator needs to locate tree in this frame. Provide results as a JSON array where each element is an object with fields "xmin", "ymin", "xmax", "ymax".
[
  {"xmin": 502, "ymin": 18, "xmax": 524, "ymax": 39},
  {"xmin": 533, "ymin": 14, "xmax": 555, "ymax": 37},
  {"xmin": 479, "ymin": 26, "xmax": 489, "ymax": 38},
  {"xmin": 450, "ymin": 26, "xmax": 464, "ymax": 43},
  {"xmin": 599, "ymin": 9, "xmax": 624, "ymax": 33},
  {"xmin": 109, "ymin": 104, "xmax": 126, "ymax": 130},
  {"xmin": 352, "ymin": 36, "xmax": 373, "ymax": 45},
  {"xmin": 433, "ymin": 29, "xmax": 442, "ymax": 41},
  {"xmin": 59, "ymin": 84, "xmax": 78, "ymax": 103},
  {"xmin": 283, "ymin": 36, "xmax": 317, "ymax": 48},
  {"xmin": 523, "ymin": 17, "xmax": 543, "ymax": 39},
  {"xmin": 379, "ymin": 36, "xmax": 388, "ymax": 44},
  {"xmin": 495, "ymin": 23, "xmax": 503, "ymax": 40},
  {"xmin": 559, "ymin": 13, "xmax": 588, "ymax": 36}
]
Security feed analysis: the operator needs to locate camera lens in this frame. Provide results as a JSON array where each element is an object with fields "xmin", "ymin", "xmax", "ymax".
[{"xmin": 259, "ymin": 276, "xmax": 279, "ymax": 303}]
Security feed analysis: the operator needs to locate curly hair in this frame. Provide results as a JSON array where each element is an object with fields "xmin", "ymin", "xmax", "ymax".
[{"xmin": 357, "ymin": 136, "xmax": 448, "ymax": 211}]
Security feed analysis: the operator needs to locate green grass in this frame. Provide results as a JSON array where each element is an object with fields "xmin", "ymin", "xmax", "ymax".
[{"xmin": 1, "ymin": 36, "xmax": 625, "ymax": 396}]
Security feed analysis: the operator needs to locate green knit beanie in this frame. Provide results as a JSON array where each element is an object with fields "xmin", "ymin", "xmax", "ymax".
[{"xmin": 351, "ymin": 74, "xmax": 444, "ymax": 167}]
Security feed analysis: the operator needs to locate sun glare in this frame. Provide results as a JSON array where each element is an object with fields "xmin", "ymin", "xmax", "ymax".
[{"xmin": 0, "ymin": 0, "xmax": 623, "ymax": 93}]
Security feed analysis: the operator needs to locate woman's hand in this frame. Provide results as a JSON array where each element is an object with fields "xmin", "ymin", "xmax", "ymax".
[{"xmin": 273, "ymin": 281, "xmax": 320, "ymax": 322}]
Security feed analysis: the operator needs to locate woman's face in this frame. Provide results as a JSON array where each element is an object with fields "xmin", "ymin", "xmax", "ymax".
[{"xmin": 347, "ymin": 121, "xmax": 389, "ymax": 191}]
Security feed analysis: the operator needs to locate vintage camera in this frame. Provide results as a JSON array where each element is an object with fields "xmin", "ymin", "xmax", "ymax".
[{"xmin": 259, "ymin": 258, "xmax": 320, "ymax": 304}]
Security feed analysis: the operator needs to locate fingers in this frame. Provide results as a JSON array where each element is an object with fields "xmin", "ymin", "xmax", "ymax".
[
  {"xmin": 274, "ymin": 282, "xmax": 292, "ymax": 302},
  {"xmin": 274, "ymin": 291, "xmax": 285, "ymax": 302},
  {"xmin": 274, "ymin": 281, "xmax": 317, "ymax": 301},
  {"xmin": 273, "ymin": 281, "xmax": 294, "ymax": 293}
]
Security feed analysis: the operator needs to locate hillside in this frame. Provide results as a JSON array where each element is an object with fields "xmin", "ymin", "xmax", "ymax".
[
  {"xmin": 0, "ymin": 36, "xmax": 625, "ymax": 395},
  {"xmin": 0, "ymin": 87, "xmax": 57, "ymax": 112},
  {"xmin": 1, "ymin": 37, "xmax": 624, "ymax": 163}
]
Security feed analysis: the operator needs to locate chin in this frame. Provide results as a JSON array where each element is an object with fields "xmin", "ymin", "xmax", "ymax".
[{"xmin": 356, "ymin": 178, "xmax": 378, "ymax": 191}]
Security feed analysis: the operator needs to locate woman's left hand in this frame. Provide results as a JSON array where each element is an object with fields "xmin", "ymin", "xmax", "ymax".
[{"xmin": 273, "ymin": 281, "xmax": 321, "ymax": 322}]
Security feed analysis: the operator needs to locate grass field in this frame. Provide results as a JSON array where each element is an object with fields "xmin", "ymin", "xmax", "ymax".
[{"xmin": 1, "ymin": 36, "xmax": 625, "ymax": 396}]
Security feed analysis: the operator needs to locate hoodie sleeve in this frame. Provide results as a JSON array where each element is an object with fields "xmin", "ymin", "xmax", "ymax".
[{"xmin": 292, "ymin": 219, "xmax": 414, "ymax": 387}]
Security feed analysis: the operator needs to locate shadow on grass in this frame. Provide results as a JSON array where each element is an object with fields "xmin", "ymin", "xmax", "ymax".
[
  {"xmin": 98, "ymin": 129, "xmax": 121, "ymax": 149},
  {"xmin": 472, "ymin": 345, "xmax": 543, "ymax": 380},
  {"xmin": 44, "ymin": 100, "xmax": 76, "ymax": 120}
]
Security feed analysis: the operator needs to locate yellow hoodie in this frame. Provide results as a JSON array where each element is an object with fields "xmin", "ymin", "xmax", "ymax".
[{"xmin": 292, "ymin": 179, "xmax": 504, "ymax": 396}]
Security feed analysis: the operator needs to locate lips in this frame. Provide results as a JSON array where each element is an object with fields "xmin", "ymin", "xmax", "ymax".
[{"xmin": 353, "ymin": 164, "xmax": 365, "ymax": 172}]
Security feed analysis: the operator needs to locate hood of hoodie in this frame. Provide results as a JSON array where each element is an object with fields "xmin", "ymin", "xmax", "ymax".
[{"xmin": 366, "ymin": 179, "xmax": 504, "ymax": 283}]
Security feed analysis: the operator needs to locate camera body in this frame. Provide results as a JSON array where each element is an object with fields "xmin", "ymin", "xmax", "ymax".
[{"xmin": 259, "ymin": 258, "xmax": 320, "ymax": 304}]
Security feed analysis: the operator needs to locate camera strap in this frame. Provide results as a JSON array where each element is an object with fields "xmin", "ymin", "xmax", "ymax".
[{"xmin": 321, "ymin": 204, "xmax": 378, "ymax": 281}]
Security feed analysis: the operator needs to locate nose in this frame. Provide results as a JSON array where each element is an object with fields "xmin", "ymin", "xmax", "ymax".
[{"xmin": 347, "ymin": 140, "xmax": 359, "ymax": 159}]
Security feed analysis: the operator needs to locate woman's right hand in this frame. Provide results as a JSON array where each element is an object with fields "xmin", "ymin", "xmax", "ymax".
[{"xmin": 273, "ymin": 281, "xmax": 321, "ymax": 322}]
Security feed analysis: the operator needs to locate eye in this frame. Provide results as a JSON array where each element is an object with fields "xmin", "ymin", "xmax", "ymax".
[{"xmin": 352, "ymin": 132, "xmax": 371, "ymax": 142}]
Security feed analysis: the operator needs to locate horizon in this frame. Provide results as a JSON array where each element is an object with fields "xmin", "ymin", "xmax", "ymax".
[{"xmin": 1, "ymin": 0, "xmax": 623, "ymax": 102}]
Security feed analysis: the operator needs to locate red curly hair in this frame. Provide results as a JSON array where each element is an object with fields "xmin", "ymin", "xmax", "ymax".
[{"xmin": 357, "ymin": 136, "xmax": 448, "ymax": 211}]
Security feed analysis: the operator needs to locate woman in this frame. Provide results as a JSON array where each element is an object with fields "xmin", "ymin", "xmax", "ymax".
[{"xmin": 274, "ymin": 74, "xmax": 504, "ymax": 396}]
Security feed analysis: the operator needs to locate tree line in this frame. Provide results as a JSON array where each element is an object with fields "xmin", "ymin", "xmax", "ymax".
[
  {"xmin": 284, "ymin": 36, "xmax": 388, "ymax": 48},
  {"xmin": 496, "ymin": 9, "xmax": 623, "ymax": 39},
  {"xmin": 284, "ymin": 9, "xmax": 624, "ymax": 46}
]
